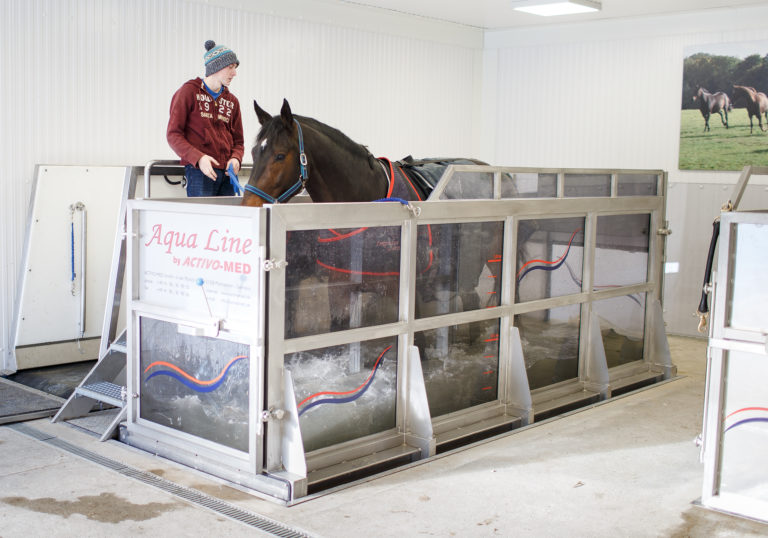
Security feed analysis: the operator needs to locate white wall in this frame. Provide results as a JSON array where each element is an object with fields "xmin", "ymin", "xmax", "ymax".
[
  {"xmin": 0, "ymin": 0, "xmax": 483, "ymax": 366},
  {"xmin": 4, "ymin": 1, "xmax": 768, "ymax": 363},
  {"xmin": 486, "ymin": 5, "xmax": 768, "ymax": 175},
  {"xmin": 486, "ymin": 4, "xmax": 768, "ymax": 336}
]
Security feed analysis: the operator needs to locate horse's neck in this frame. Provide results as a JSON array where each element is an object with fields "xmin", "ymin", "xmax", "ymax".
[
  {"xmin": 738, "ymin": 86, "xmax": 756, "ymax": 99},
  {"xmin": 304, "ymin": 125, "xmax": 387, "ymax": 203}
]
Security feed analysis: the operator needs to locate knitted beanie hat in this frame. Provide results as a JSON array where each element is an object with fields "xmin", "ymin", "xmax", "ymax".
[{"xmin": 203, "ymin": 40, "xmax": 239, "ymax": 77}]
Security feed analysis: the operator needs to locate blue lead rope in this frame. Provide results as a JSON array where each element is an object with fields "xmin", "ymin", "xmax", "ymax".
[
  {"xmin": 227, "ymin": 163, "xmax": 242, "ymax": 196},
  {"xmin": 374, "ymin": 196, "xmax": 421, "ymax": 217},
  {"xmin": 374, "ymin": 197, "xmax": 410, "ymax": 205}
]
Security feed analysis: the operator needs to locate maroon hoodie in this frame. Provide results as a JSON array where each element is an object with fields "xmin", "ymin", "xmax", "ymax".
[{"xmin": 167, "ymin": 78, "xmax": 244, "ymax": 169}]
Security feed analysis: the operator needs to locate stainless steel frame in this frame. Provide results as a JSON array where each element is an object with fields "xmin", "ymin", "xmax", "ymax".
[
  {"xmin": 700, "ymin": 207, "xmax": 768, "ymax": 523},
  {"xmin": 121, "ymin": 166, "xmax": 672, "ymax": 504}
]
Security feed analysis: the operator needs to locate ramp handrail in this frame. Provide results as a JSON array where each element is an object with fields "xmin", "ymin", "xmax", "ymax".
[{"xmin": 142, "ymin": 160, "xmax": 253, "ymax": 199}]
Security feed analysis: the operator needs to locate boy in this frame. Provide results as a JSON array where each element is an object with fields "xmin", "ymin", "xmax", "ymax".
[{"xmin": 167, "ymin": 40, "xmax": 244, "ymax": 196}]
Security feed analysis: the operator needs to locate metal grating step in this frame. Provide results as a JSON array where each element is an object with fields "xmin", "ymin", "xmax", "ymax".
[
  {"xmin": 110, "ymin": 329, "xmax": 128, "ymax": 354},
  {"xmin": 77, "ymin": 382, "xmax": 126, "ymax": 408}
]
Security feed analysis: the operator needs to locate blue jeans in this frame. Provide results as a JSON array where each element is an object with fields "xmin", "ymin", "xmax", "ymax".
[{"xmin": 185, "ymin": 165, "xmax": 236, "ymax": 197}]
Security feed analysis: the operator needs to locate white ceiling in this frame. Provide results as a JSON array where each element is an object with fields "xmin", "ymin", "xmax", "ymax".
[{"xmin": 335, "ymin": 0, "xmax": 768, "ymax": 30}]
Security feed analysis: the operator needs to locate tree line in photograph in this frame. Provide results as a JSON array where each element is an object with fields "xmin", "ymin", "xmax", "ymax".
[{"xmin": 681, "ymin": 52, "xmax": 768, "ymax": 109}]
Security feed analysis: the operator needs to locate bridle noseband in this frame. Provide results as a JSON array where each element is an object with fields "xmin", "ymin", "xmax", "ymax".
[{"xmin": 244, "ymin": 119, "xmax": 308, "ymax": 204}]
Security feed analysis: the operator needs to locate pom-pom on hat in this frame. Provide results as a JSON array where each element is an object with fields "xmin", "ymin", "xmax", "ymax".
[{"xmin": 203, "ymin": 40, "xmax": 239, "ymax": 77}]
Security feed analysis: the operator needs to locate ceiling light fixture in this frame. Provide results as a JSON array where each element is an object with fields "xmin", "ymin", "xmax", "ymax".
[{"xmin": 513, "ymin": 0, "xmax": 600, "ymax": 17}]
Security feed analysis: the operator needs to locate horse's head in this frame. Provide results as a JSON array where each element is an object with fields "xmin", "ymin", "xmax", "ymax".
[{"xmin": 242, "ymin": 99, "xmax": 308, "ymax": 207}]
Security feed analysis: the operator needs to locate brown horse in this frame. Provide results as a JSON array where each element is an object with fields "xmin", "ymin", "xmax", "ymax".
[
  {"xmin": 732, "ymin": 85, "xmax": 768, "ymax": 134},
  {"xmin": 693, "ymin": 87, "xmax": 730, "ymax": 132},
  {"xmin": 242, "ymin": 99, "xmax": 503, "ymax": 337}
]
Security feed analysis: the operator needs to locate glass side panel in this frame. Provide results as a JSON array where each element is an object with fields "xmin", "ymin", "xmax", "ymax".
[
  {"xmin": 501, "ymin": 173, "xmax": 557, "ymax": 198},
  {"xmin": 564, "ymin": 173, "xmax": 611, "ymax": 197},
  {"xmin": 516, "ymin": 305, "xmax": 581, "ymax": 390},
  {"xmin": 285, "ymin": 337, "xmax": 398, "ymax": 453},
  {"xmin": 416, "ymin": 222, "xmax": 504, "ymax": 318},
  {"xmin": 593, "ymin": 293, "xmax": 646, "ymax": 368},
  {"xmin": 284, "ymin": 226, "xmax": 400, "ymax": 338},
  {"xmin": 728, "ymin": 222, "xmax": 768, "ymax": 332},
  {"xmin": 594, "ymin": 214, "xmax": 650, "ymax": 288},
  {"xmin": 516, "ymin": 217, "xmax": 585, "ymax": 303},
  {"xmin": 139, "ymin": 317, "xmax": 250, "ymax": 452},
  {"xmin": 719, "ymin": 350, "xmax": 768, "ymax": 504},
  {"xmin": 617, "ymin": 174, "xmax": 657, "ymax": 196},
  {"xmin": 416, "ymin": 319, "xmax": 500, "ymax": 417},
  {"xmin": 439, "ymin": 170, "xmax": 494, "ymax": 199}
]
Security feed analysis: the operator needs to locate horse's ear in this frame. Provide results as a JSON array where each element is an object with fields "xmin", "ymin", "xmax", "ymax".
[
  {"xmin": 280, "ymin": 99, "xmax": 293, "ymax": 128},
  {"xmin": 254, "ymin": 100, "xmax": 272, "ymax": 126}
]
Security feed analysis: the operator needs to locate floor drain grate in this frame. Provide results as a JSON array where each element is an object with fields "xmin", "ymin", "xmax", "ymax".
[{"xmin": 7, "ymin": 423, "xmax": 314, "ymax": 538}]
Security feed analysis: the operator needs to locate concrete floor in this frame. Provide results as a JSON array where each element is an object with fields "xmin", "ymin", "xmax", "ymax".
[{"xmin": 1, "ymin": 335, "xmax": 766, "ymax": 537}]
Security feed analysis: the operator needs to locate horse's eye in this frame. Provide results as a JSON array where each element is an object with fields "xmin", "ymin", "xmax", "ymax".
[{"xmin": 275, "ymin": 154, "xmax": 286, "ymax": 162}]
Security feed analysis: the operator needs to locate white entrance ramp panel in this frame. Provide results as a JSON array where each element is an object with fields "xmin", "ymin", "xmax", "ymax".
[{"xmin": 11, "ymin": 165, "xmax": 129, "ymax": 371}]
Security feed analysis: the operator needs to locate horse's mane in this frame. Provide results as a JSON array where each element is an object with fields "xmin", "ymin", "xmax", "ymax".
[
  {"xmin": 734, "ymin": 85, "xmax": 757, "ymax": 95},
  {"xmin": 257, "ymin": 114, "xmax": 372, "ymax": 161}
]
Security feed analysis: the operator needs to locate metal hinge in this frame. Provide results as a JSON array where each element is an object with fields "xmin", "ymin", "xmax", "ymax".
[
  {"xmin": 263, "ymin": 258, "xmax": 288, "ymax": 271},
  {"xmin": 657, "ymin": 222, "xmax": 672, "ymax": 236},
  {"xmin": 261, "ymin": 407, "xmax": 286, "ymax": 422}
]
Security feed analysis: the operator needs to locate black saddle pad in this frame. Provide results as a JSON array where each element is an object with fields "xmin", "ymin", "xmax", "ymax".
[{"xmin": 398, "ymin": 157, "xmax": 484, "ymax": 198}]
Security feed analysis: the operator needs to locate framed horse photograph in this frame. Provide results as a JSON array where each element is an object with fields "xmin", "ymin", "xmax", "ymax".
[{"xmin": 679, "ymin": 40, "xmax": 768, "ymax": 171}]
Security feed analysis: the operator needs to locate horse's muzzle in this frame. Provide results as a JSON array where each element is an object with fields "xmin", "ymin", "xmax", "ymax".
[{"xmin": 241, "ymin": 192, "xmax": 266, "ymax": 207}]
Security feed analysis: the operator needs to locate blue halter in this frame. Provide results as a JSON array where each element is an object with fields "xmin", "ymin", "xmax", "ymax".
[{"xmin": 244, "ymin": 119, "xmax": 308, "ymax": 204}]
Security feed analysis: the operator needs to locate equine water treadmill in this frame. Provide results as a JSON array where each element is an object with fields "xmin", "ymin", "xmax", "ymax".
[
  {"xmin": 699, "ymin": 167, "xmax": 768, "ymax": 523},
  {"xmin": 117, "ymin": 164, "xmax": 674, "ymax": 503}
]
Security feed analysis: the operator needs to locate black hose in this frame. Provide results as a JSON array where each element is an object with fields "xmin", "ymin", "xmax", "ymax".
[{"xmin": 697, "ymin": 219, "xmax": 720, "ymax": 315}]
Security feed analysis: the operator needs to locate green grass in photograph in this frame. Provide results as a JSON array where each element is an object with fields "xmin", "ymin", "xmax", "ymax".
[{"xmin": 679, "ymin": 108, "xmax": 768, "ymax": 171}]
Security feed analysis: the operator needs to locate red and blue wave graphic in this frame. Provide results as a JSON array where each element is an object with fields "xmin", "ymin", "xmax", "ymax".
[
  {"xmin": 143, "ymin": 355, "xmax": 247, "ymax": 393},
  {"xmin": 724, "ymin": 407, "xmax": 768, "ymax": 433},
  {"xmin": 297, "ymin": 346, "xmax": 392, "ymax": 417},
  {"xmin": 517, "ymin": 228, "xmax": 582, "ymax": 283}
]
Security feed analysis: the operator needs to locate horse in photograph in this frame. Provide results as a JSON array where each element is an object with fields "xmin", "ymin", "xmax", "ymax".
[
  {"xmin": 243, "ymin": 99, "xmax": 502, "ymax": 335},
  {"xmin": 732, "ymin": 85, "xmax": 768, "ymax": 134},
  {"xmin": 693, "ymin": 86, "xmax": 731, "ymax": 132}
]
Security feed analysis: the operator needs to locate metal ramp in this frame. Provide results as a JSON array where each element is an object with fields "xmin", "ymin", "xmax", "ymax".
[
  {"xmin": 47, "ymin": 166, "xmax": 137, "ymax": 441},
  {"xmin": 0, "ymin": 377, "xmax": 65, "ymax": 424},
  {"xmin": 47, "ymin": 162, "xmax": 187, "ymax": 439},
  {"xmin": 52, "ymin": 329, "xmax": 128, "ymax": 441},
  {"xmin": 48, "ymin": 162, "xmax": 247, "ymax": 441}
]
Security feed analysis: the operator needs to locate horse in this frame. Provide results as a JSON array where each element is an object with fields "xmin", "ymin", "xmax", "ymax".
[
  {"xmin": 693, "ymin": 87, "xmax": 731, "ymax": 132},
  {"xmin": 243, "ymin": 99, "xmax": 503, "ymax": 335},
  {"xmin": 732, "ymin": 85, "xmax": 768, "ymax": 134},
  {"xmin": 245, "ymin": 100, "xmax": 609, "ymax": 421}
]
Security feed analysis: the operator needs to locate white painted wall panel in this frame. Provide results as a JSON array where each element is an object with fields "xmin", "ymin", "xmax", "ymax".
[
  {"xmin": 489, "ymin": 6, "xmax": 768, "ymax": 179},
  {"xmin": 0, "ymin": 0, "xmax": 482, "ymax": 368},
  {"xmin": 5, "ymin": 1, "xmax": 768, "ymax": 362},
  {"xmin": 494, "ymin": 37, "xmax": 681, "ymax": 169},
  {"xmin": 488, "ymin": 5, "xmax": 768, "ymax": 336}
]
